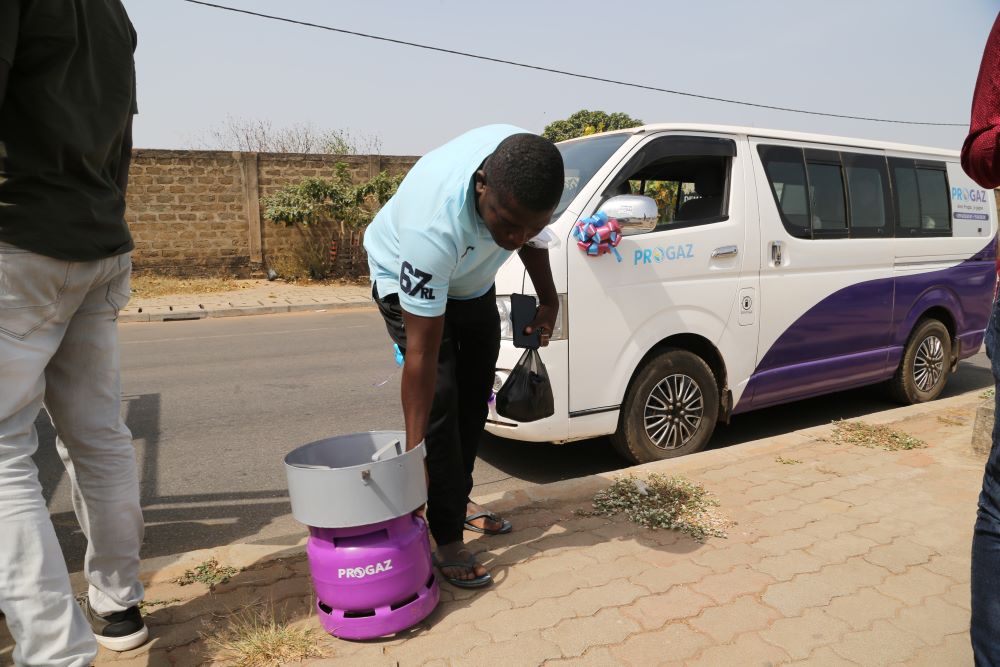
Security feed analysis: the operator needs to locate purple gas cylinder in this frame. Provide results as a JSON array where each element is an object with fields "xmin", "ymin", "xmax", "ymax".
[
  {"xmin": 284, "ymin": 431, "xmax": 439, "ymax": 639},
  {"xmin": 309, "ymin": 515, "xmax": 438, "ymax": 639}
]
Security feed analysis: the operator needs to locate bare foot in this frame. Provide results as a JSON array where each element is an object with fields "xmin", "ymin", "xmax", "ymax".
[
  {"xmin": 435, "ymin": 541, "xmax": 488, "ymax": 582},
  {"xmin": 465, "ymin": 502, "xmax": 510, "ymax": 533}
]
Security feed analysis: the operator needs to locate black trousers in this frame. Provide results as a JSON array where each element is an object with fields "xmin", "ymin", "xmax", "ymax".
[{"xmin": 374, "ymin": 284, "xmax": 500, "ymax": 546}]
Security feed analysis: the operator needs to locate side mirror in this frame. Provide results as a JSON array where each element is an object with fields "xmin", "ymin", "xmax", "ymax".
[{"xmin": 598, "ymin": 195, "xmax": 658, "ymax": 236}]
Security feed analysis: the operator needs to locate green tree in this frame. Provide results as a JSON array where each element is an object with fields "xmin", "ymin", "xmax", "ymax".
[{"xmin": 542, "ymin": 109, "xmax": 643, "ymax": 142}]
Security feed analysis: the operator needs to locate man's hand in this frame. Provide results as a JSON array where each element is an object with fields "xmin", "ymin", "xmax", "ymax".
[
  {"xmin": 411, "ymin": 461, "xmax": 429, "ymax": 518},
  {"xmin": 524, "ymin": 302, "xmax": 558, "ymax": 347},
  {"xmin": 518, "ymin": 244, "xmax": 559, "ymax": 347}
]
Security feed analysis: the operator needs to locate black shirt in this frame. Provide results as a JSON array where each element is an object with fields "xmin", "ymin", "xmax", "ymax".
[{"xmin": 0, "ymin": 0, "xmax": 137, "ymax": 260}]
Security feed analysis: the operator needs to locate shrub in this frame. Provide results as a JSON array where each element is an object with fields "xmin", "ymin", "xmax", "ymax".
[{"xmin": 261, "ymin": 163, "xmax": 403, "ymax": 279}]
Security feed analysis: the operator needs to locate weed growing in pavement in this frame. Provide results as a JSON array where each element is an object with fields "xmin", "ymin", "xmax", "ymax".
[
  {"xmin": 775, "ymin": 456, "xmax": 802, "ymax": 465},
  {"xmin": 579, "ymin": 474, "xmax": 730, "ymax": 541},
  {"xmin": 207, "ymin": 603, "xmax": 323, "ymax": 667},
  {"xmin": 175, "ymin": 557, "xmax": 240, "ymax": 589},
  {"xmin": 937, "ymin": 415, "xmax": 967, "ymax": 426},
  {"xmin": 829, "ymin": 420, "xmax": 926, "ymax": 451},
  {"xmin": 139, "ymin": 598, "xmax": 181, "ymax": 611},
  {"xmin": 982, "ymin": 388, "xmax": 996, "ymax": 399}
]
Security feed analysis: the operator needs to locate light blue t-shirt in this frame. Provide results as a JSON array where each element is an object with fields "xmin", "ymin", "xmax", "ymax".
[{"xmin": 364, "ymin": 124, "xmax": 526, "ymax": 317}]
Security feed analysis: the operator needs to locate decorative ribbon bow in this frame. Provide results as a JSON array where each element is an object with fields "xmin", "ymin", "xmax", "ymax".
[{"xmin": 572, "ymin": 211, "xmax": 623, "ymax": 262}]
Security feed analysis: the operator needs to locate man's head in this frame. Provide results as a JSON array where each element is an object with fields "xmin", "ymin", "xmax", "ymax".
[{"xmin": 475, "ymin": 133, "xmax": 564, "ymax": 251}]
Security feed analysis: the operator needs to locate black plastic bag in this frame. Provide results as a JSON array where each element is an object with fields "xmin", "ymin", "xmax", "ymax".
[{"xmin": 495, "ymin": 348, "xmax": 554, "ymax": 423}]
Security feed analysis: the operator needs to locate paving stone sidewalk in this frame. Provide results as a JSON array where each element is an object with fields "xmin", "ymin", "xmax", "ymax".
[
  {"xmin": 120, "ymin": 281, "xmax": 374, "ymax": 322},
  {"xmin": 0, "ymin": 392, "xmax": 989, "ymax": 665}
]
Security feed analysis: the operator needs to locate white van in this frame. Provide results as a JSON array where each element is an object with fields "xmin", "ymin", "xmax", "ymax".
[{"xmin": 486, "ymin": 124, "xmax": 997, "ymax": 462}]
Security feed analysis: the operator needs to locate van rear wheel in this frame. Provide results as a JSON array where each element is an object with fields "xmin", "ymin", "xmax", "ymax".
[
  {"xmin": 611, "ymin": 349, "xmax": 719, "ymax": 463},
  {"xmin": 889, "ymin": 318, "xmax": 951, "ymax": 404}
]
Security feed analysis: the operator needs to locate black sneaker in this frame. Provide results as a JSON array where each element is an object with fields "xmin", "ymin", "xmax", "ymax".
[{"xmin": 82, "ymin": 600, "xmax": 148, "ymax": 652}]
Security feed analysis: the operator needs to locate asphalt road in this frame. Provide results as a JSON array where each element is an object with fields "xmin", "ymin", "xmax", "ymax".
[{"xmin": 34, "ymin": 309, "xmax": 993, "ymax": 571}]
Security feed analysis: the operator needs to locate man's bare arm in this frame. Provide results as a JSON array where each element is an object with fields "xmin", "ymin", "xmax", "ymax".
[{"xmin": 400, "ymin": 310, "xmax": 445, "ymax": 451}]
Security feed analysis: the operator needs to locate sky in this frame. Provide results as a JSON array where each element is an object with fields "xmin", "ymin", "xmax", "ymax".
[{"xmin": 122, "ymin": 0, "xmax": 1000, "ymax": 156}]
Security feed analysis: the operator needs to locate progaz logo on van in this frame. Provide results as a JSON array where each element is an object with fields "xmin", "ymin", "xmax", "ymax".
[
  {"xmin": 634, "ymin": 244, "xmax": 695, "ymax": 266},
  {"xmin": 952, "ymin": 187, "xmax": 990, "ymax": 203}
]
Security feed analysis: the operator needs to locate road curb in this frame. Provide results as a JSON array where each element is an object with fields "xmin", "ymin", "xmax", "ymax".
[
  {"xmin": 125, "ymin": 389, "xmax": 988, "ymax": 585},
  {"xmin": 119, "ymin": 299, "xmax": 376, "ymax": 323}
]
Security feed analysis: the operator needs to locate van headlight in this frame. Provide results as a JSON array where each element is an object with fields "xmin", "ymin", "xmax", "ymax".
[{"xmin": 496, "ymin": 294, "xmax": 568, "ymax": 341}]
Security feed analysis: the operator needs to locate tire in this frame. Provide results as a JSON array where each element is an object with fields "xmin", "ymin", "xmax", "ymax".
[
  {"xmin": 611, "ymin": 349, "xmax": 720, "ymax": 463},
  {"xmin": 889, "ymin": 318, "xmax": 951, "ymax": 404}
]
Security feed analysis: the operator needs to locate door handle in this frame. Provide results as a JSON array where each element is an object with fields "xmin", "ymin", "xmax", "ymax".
[
  {"xmin": 711, "ymin": 245, "xmax": 739, "ymax": 259},
  {"xmin": 771, "ymin": 241, "xmax": 783, "ymax": 265}
]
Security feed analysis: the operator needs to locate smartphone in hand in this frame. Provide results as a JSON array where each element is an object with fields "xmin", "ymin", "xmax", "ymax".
[{"xmin": 511, "ymin": 293, "xmax": 540, "ymax": 349}]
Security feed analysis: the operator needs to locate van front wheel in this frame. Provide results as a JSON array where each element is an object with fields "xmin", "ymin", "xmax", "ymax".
[
  {"xmin": 611, "ymin": 349, "xmax": 719, "ymax": 463},
  {"xmin": 889, "ymin": 318, "xmax": 951, "ymax": 404}
]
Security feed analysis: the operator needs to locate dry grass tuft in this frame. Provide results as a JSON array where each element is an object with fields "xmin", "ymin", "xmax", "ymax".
[
  {"xmin": 830, "ymin": 420, "xmax": 926, "ymax": 451},
  {"xmin": 138, "ymin": 598, "xmax": 181, "ymax": 611},
  {"xmin": 130, "ymin": 275, "xmax": 256, "ymax": 298},
  {"xmin": 579, "ymin": 473, "xmax": 731, "ymax": 541},
  {"xmin": 207, "ymin": 604, "xmax": 323, "ymax": 667},
  {"xmin": 937, "ymin": 415, "xmax": 967, "ymax": 426},
  {"xmin": 775, "ymin": 456, "xmax": 802, "ymax": 465}
]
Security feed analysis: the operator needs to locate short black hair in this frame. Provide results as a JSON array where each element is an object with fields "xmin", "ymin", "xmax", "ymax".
[{"xmin": 484, "ymin": 133, "xmax": 564, "ymax": 212}]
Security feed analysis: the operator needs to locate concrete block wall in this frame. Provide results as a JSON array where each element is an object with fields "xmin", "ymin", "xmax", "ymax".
[{"xmin": 125, "ymin": 150, "xmax": 417, "ymax": 276}]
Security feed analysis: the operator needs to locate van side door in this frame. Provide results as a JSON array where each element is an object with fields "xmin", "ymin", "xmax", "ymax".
[
  {"xmin": 747, "ymin": 139, "xmax": 895, "ymax": 410},
  {"xmin": 566, "ymin": 132, "xmax": 756, "ymax": 417}
]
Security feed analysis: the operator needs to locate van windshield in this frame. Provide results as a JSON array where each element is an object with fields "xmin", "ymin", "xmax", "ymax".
[{"xmin": 552, "ymin": 133, "xmax": 631, "ymax": 221}]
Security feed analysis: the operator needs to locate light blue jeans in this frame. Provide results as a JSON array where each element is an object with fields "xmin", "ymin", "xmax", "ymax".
[
  {"xmin": 973, "ymin": 293, "xmax": 1000, "ymax": 666},
  {"xmin": 0, "ymin": 243, "xmax": 144, "ymax": 667}
]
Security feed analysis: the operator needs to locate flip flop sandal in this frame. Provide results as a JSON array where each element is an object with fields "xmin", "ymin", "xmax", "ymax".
[
  {"xmin": 431, "ymin": 554, "xmax": 492, "ymax": 589},
  {"xmin": 464, "ymin": 510, "xmax": 513, "ymax": 535}
]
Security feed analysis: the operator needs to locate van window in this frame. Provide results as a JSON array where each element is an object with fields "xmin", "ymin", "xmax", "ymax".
[
  {"xmin": 553, "ymin": 133, "xmax": 630, "ymax": 222},
  {"xmin": 889, "ymin": 158, "xmax": 951, "ymax": 236},
  {"xmin": 917, "ymin": 167, "xmax": 950, "ymax": 232},
  {"xmin": 844, "ymin": 154, "xmax": 890, "ymax": 237},
  {"xmin": 601, "ymin": 137, "xmax": 733, "ymax": 232},
  {"xmin": 763, "ymin": 146, "xmax": 909, "ymax": 239},
  {"xmin": 759, "ymin": 146, "xmax": 810, "ymax": 237},
  {"xmin": 806, "ymin": 160, "xmax": 847, "ymax": 235},
  {"xmin": 610, "ymin": 157, "xmax": 729, "ymax": 231},
  {"xmin": 891, "ymin": 161, "xmax": 921, "ymax": 231}
]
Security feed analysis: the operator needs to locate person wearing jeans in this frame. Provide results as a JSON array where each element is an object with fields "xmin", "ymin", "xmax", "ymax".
[
  {"xmin": 963, "ymin": 10, "xmax": 1000, "ymax": 664},
  {"xmin": 0, "ymin": 1, "xmax": 147, "ymax": 663},
  {"xmin": 0, "ymin": 249, "xmax": 145, "ymax": 662}
]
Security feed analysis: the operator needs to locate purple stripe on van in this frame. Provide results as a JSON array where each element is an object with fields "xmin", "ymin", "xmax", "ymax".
[
  {"xmin": 733, "ymin": 238, "xmax": 996, "ymax": 414},
  {"xmin": 739, "ymin": 349, "xmax": 890, "ymax": 412}
]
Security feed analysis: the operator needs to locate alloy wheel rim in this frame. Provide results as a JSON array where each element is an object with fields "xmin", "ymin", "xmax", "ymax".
[
  {"xmin": 643, "ymin": 373, "xmax": 704, "ymax": 450},
  {"xmin": 914, "ymin": 335, "xmax": 944, "ymax": 392}
]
